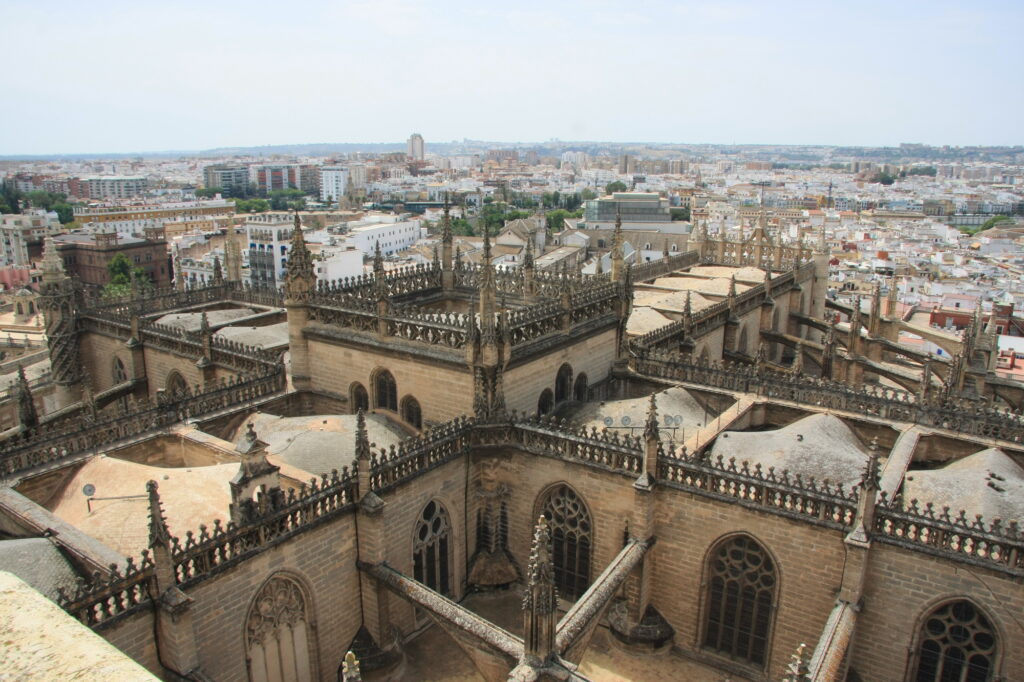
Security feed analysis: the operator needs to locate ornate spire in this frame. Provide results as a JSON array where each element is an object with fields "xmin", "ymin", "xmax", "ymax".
[
  {"xmin": 224, "ymin": 221, "xmax": 242, "ymax": 282},
  {"xmin": 644, "ymin": 394, "xmax": 659, "ymax": 442},
  {"xmin": 523, "ymin": 231, "xmax": 534, "ymax": 270},
  {"xmin": 373, "ymin": 240, "xmax": 384, "ymax": 276},
  {"xmin": 522, "ymin": 516, "xmax": 557, "ymax": 664},
  {"xmin": 441, "ymin": 192, "xmax": 452, "ymax": 241},
  {"xmin": 212, "ymin": 255, "xmax": 223, "ymax": 284},
  {"xmin": 285, "ymin": 212, "xmax": 314, "ymax": 300},
  {"xmin": 886, "ymin": 276, "xmax": 898, "ymax": 317},
  {"xmin": 147, "ymin": 480, "xmax": 172, "ymax": 550},
  {"xmin": 41, "ymin": 236, "xmax": 66, "ymax": 284},
  {"xmin": 684, "ymin": 290, "xmax": 692, "ymax": 320},
  {"xmin": 611, "ymin": 208, "xmax": 624, "ymax": 281},
  {"xmin": 355, "ymin": 408, "xmax": 370, "ymax": 463},
  {"xmin": 15, "ymin": 364, "xmax": 37, "ymax": 431},
  {"xmin": 782, "ymin": 642, "xmax": 810, "ymax": 682}
]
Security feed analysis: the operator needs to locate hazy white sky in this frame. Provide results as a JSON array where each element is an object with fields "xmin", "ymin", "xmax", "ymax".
[{"xmin": 2, "ymin": 0, "xmax": 1021, "ymax": 154}]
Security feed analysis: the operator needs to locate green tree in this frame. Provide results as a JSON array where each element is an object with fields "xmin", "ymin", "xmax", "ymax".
[
  {"xmin": 231, "ymin": 198, "xmax": 270, "ymax": 213},
  {"xmin": 581, "ymin": 188, "xmax": 597, "ymax": 201},
  {"xmin": 670, "ymin": 207, "xmax": 691, "ymax": 221},
  {"xmin": 605, "ymin": 181, "xmax": 628, "ymax": 194},
  {"xmin": 195, "ymin": 187, "xmax": 223, "ymax": 198},
  {"xmin": 977, "ymin": 215, "xmax": 1012, "ymax": 232},
  {"xmin": 0, "ymin": 180, "xmax": 23, "ymax": 214},
  {"xmin": 451, "ymin": 217, "xmax": 475, "ymax": 236},
  {"xmin": 546, "ymin": 208, "xmax": 584, "ymax": 231},
  {"xmin": 102, "ymin": 253, "xmax": 151, "ymax": 298},
  {"xmin": 269, "ymin": 188, "xmax": 306, "ymax": 210}
]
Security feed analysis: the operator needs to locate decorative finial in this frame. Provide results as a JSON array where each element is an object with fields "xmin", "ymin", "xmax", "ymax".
[
  {"xmin": 644, "ymin": 393, "xmax": 659, "ymax": 441},
  {"xmin": 147, "ymin": 480, "xmax": 172, "ymax": 549}
]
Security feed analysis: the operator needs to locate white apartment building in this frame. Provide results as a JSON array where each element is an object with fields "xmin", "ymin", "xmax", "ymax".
[
  {"xmin": 0, "ymin": 210, "xmax": 61, "ymax": 266},
  {"xmin": 319, "ymin": 167, "xmax": 350, "ymax": 202},
  {"xmin": 316, "ymin": 246, "xmax": 363, "ymax": 281},
  {"xmin": 345, "ymin": 217, "xmax": 422, "ymax": 256},
  {"xmin": 83, "ymin": 176, "xmax": 149, "ymax": 200}
]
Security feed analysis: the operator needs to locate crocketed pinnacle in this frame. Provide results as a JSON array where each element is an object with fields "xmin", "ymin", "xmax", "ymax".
[
  {"xmin": 523, "ymin": 516, "xmax": 555, "ymax": 610},
  {"xmin": 147, "ymin": 480, "xmax": 172, "ymax": 549},
  {"xmin": 644, "ymin": 394, "xmax": 659, "ymax": 442},
  {"xmin": 355, "ymin": 408, "xmax": 370, "ymax": 462},
  {"xmin": 285, "ymin": 213, "xmax": 314, "ymax": 292}
]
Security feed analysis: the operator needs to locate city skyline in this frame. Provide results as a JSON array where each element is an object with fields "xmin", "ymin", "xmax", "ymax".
[{"xmin": 2, "ymin": 0, "xmax": 1022, "ymax": 155}]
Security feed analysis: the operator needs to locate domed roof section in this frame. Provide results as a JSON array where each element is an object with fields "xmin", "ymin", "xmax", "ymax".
[
  {"xmin": 48, "ymin": 455, "xmax": 237, "ymax": 557},
  {"xmin": 234, "ymin": 412, "xmax": 407, "ymax": 479},
  {"xmin": 155, "ymin": 308, "xmax": 256, "ymax": 332},
  {"xmin": 568, "ymin": 387, "xmax": 713, "ymax": 436},
  {"xmin": 709, "ymin": 413, "xmax": 869, "ymax": 488},
  {"xmin": 902, "ymin": 448, "xmax": 1024, "ymax": 523}
]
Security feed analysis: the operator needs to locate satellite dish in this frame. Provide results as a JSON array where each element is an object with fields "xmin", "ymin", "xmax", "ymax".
[
  {"xmin": 82, "ymin": 484, "xmax": 95, "ymax": 497},
  {"xmin": 603, "ymin": 417, "xmax": 613, "ymax": 426},
  {"xmin": 664, "ymin": 415, "xmax": 673, "ymax": 426},
  {"xmin": 674, "ymin": 415, "xmax": 684, "ymax": 426},
  {"xmin": 621, "ymin": 415, "xmax": 631, "ymax": 426}
]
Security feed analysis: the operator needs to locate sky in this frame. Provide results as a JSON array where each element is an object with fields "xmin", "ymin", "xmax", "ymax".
[{"xmin": 1, "ymin": 0, "xmax": 1022, "ymax": 155}]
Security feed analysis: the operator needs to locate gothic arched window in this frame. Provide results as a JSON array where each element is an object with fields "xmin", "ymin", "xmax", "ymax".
[
  {"xmin": 573, "ymin": 373, "xmax": 588, "ymax": 402},
  {"xmin": 555, "ymin": 363, "xmax": 572, "ymax": 403},
  {"xmin": 350, "ymin": 382, "xmax": 369, "ymax": 413},
  {"xmin": 374, "ymin": 369, "xmax": 397, "ymax": 411},
  {"xmin": 912, "ymin": 600, "xmax": 997, "ymax": 682},
  {"xmin": 537, "ymin": 389, "xmax": 554, "ymax": 416},
  {"xmin": 112, "ymin": 357, "xmax": 128, "ymax": 384},
  {"xmin": 539, "ymin": 484, "xmax": 592, "ymax": 601},
  {"xmin": 245, "ymin": 575, "xmax": 316, "ymax": 682},
  {"xmin": 702, "ymin": 534, "xmax": 776, "ymax": 667},
  {"xmin": 401, "ymin": 395, "xmax": 422, "ymax": 429},
  {"xmin": 413, "ymin": 500, "xmax": 452, "ymax": 596}
]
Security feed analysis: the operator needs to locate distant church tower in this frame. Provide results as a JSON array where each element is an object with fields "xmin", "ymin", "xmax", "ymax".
[{"xmin": 38, "ymin": 237, "xmax": 82, "ymax": 408}]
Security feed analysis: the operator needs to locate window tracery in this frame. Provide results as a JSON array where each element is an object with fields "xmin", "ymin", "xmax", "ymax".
[
  {"xmin": 912, "ymin": 600, "xmax": 997, "ymax": 682},
  {"xmin": 539, "ymin": 484, "xmax": 592, "ymax": 601},
  {"xmin": 703, "ymin": 535, "xmax": 776, "ymax": 666}
]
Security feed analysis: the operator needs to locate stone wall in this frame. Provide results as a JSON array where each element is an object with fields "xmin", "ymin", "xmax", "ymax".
[
  {"xmin": 182, "ymin": 512, "xmax": 362, "ymax": 682},
  {"xmin": 503, "ymin": 327, "xmax": 617, "ymax": 414},
  {"xmin": 851, "ymin": 542, "xmax": 1024, "ymax": 681},
  {"xmin": 307, "ymin": 336, "xmax": 473, "ymax": 425}
]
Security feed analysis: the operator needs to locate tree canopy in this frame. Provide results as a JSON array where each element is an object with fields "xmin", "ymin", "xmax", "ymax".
[
  {"xmin": 102, "ymin": 253, "xmax": 151, "ymax": 298},
  {"xmin": 25, "ymin": 190, "xmax": 76, "ymax": 224},
  {"xmin": 605, "ymin": 181, "xmax": 628, "ymax": 194}
]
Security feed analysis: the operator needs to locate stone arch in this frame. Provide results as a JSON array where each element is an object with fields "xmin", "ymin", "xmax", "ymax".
[
  {"xmin": 412, "ymin": 499, "xmax": 452, "ymax": 596},
  {"xmin": 534, "ymin": 483, "xmax": 593, "ymax": 602},
  {"xmin": 166, "ymin": 370, "xmax": 188, "ymax": 396},
  {"xmin": 537, "ymin": 388, "xmax": 554, "ymax": 416},
  {"xmin": 15, "ymin": 302, "xmax": 22, "ymax": 315},
  {"xmin": 907, "ymin": 598, "xmax": 1000, "ymax": 682},
  {"xmin": 700, "ymin": 532, "xmax": 778, "ymax": 668},
  {"xmin": 244, "ymin": 572, "xmax": 318, "ymax": 682},
  {"xmin": 555, "ymin": 363, "xmax": 573, "ymax": 403},
  {"xmin": 573, "ymin": 373, "xmax": 588, "ymax": 402},
  {"xmin": 698, "ymin": 346, "xmax": 710, "ymax": 364},
  {"xmin": 401, "ymin": 395, "xmax": 422, "ymax": 430},
  {"xmin": 349, "ymin": 382, "xmax": 369, "ymax": 413},
  {"xmin": 372, "ymin": 368, "xmax": 397, "ymax": 411}
]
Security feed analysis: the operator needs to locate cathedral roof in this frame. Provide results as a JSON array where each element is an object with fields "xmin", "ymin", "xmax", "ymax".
[
  {"xmin": 236, "ymin": 412, "xmax": 407, "ymax": 479},
  {"xmin": 0, "ymin": 538, "xmax": 80, "ymax": 602},
  {"xmin": 902, "ymin": 448, "xmax": 1024, "ymax": 523},
  {"xmin": 570, "ymin": 387, "xmax": 712, "ymax": 436},
  {"xmin": 47, "ymin": 456, "xmax": 237, "ymax": 557},
  {"xmin": 155, "ymin": 307, "xmax": 258, "ymax": 332},
  {"xmin": 710, "ymin": 413, "xmax": 869, "ymax": 488}
]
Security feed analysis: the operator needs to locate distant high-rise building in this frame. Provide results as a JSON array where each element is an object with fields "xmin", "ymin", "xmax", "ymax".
[
  {"xmin": 319, "ymin": 167, "xmax": 349, "ymax": 203},
  {"xmin": 203, "ymin": 165, "xmax": 250, "ymax": 193},
  {"xmin": 407, "ymin": 133, "xmax": 425, "ymax": 161}
]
